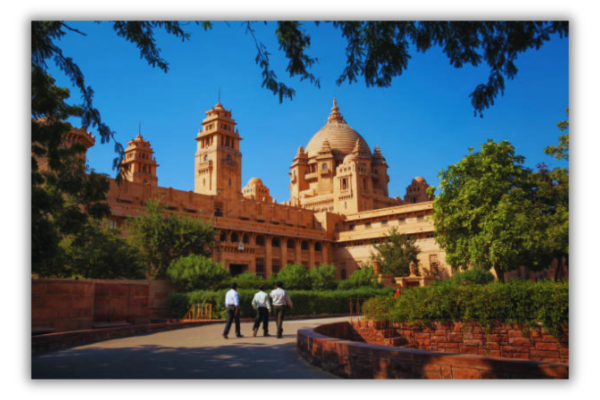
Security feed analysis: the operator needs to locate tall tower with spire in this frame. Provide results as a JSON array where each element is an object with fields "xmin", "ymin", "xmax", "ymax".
[
  {"xmin": 195, "ymin": 102, "xmax": 243, "ymax": 200},
  {"xmin": 121, "ymin": 133, "xmax": 159, "ymax": 186}
]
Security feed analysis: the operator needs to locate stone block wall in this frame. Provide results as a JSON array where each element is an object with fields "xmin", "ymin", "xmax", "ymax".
[
  {"xmin": 349, "ymin": 320, "xmax": 568, "ymax": 364},
  {"xmin": 32, "ymin": 279, "xmax": 176, "ymax": 334},
  {"xmin": 32, "ymin": 279, "xmax": 95, "ymax": 332},
  {"xmin": 93, "ymin": 281, "xmax": 149, "ymax": 325},
  {"xmin": 299, "ymin": 321, "xmax": 568, "ymax": 379}
]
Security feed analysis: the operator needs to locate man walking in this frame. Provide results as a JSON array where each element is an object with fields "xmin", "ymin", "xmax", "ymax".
[
  {"xmin": 251, "ymin": 285, "xmax": 271, "ymax": 337},
  {"xmin": 223, "ymin": 283, "xmax": 243, "ymax": 339},
  {"xmin": 269, "ymin": 281, "xmax": 293, "ymax": 339}
]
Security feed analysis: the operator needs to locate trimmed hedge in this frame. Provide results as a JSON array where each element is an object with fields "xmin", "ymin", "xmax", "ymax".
[
  {"xmin": 167, "ymin": 287, "xmax": 396, "ymax": 320},
  {"xmin": 363, "ymin": 280, "xmax": 568, "ymax": 338}
]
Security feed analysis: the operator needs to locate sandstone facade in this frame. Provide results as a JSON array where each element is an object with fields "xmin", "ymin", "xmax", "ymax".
[{"xmin": 90, "ymin": 100, "xmax": 449, "ymax": 279}]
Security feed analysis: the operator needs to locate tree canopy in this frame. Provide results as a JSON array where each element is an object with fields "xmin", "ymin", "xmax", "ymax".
[
  {"xmin": 127, "ymin": 199, "xmax": 218, "ymax": 280},
  {"xmin": 371, "ymin": 227, "xmax": 420, "ymax": 277},
  {"xmin": 429, "ymin": 117, "xmax": 569, "ymax": 282}
]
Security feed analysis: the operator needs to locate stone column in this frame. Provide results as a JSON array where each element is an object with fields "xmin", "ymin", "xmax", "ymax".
[
  {"xmin": 295, "ymin": 239, "xmax": 302, "ymax": 266},
  {"xmin": 322, "ymin": 242, "xmax": 330, "ymax": 264},
  {"xmin": 281, "ymin": 238, "xmax": 288, "ymax": 267},
  {"xmin": 265, "ymin": 234, "xmax": 272, "ymax": 277}
]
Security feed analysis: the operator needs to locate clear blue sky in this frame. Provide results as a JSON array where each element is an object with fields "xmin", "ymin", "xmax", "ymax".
[{"xmin": 47, "ymin": 21, "xmax": 569, "ymax": 202}]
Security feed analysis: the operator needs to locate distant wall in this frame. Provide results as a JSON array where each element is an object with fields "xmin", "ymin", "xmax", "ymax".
[{"xmin": 32, "ymin": 279, "xmax": 176, "ymax": 334}]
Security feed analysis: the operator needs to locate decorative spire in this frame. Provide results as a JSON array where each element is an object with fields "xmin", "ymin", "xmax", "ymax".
[
  {"xmin": 327, "ymin": 97, "xmax": 346, "ymax": 124},
  {"xmin": 373, "ymin": 146, "xmax": 387, "ymax": 164},
  {"xmin": 293, "ymin": 145, "xmax": 308, "ymax": 164}
]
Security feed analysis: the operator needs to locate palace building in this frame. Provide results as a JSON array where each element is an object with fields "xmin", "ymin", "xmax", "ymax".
[{"xmin": 85, "ymin": 100, "xmax": 451, "ymax": 281}]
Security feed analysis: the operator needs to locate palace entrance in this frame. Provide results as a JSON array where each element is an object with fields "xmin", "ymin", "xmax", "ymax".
[{"xmin": 229, "ymin": 264, "xmax": 248, "ymax": 276}]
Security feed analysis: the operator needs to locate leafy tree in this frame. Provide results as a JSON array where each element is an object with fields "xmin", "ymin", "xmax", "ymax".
[
  {"xmin": 430, "ymin": 139, "xmax": 568, "ymax": 282},
  {"xmin": 245, "ymin": 21, "xmax": 568, "ymax": 116},
  {"xmin": 537, "ymin": 108, "xmax": 569, "ymax": 280},
  {"xmin": 32, "ymin": 126, "xmax": 111, "ymax": 277},
  {"xmin": 230, "ymin": 272, "xmax": 266, "ymax": 289},
  {"xmin": 127, "ymin": 199, "xmax": 218, "ymax": 280},
  {"xmin": 309, "ymin": 263, "xmax": 338, "ymax": 290},
  {"xmin": 60, "ymin": 221, "xmax": 145, "ymax": 279},
  {"xmin": 371, "ymin": 227, "xmax": 420, "ymax": 277},
  {"xmin": 337, "ymin": 267, "xmax": 382, "ymax": 290},
  {"xmin": 167, "ymin": 254, "xmax": 229, "ymax": 291},
  {"xmin": 276, "ymin": 263, "xmax": 311, "ymax": 290},
  {"xmin": 32, "ymin": 21, "xmax": 197, "ymax": 276},
  {"xmin": 448, "ymin": 268, "xmax": 495, "ymax": 286}
]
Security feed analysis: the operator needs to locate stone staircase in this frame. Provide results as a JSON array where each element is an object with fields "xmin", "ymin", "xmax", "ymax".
[{"xmin": 350, "ymin": 320, "xmax": 408, "ymax": 347}]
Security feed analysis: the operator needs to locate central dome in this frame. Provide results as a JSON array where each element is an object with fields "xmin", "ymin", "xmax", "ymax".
[{"xmin": 305, "ymin": 99, "xmax": 371, "ymax": 160}]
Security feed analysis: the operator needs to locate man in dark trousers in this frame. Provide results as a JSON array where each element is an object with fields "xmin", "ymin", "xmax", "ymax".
[
  {"xmin": 269, "ymin": 281, "xmax": 293, "ymax": 339},
  {"xmin": 222, "ymin": 283, "xmax": 243, "ymax": 339},
  {"xmin": 251, "ymin": 285, "xmax": 272, "ymax": 337}
]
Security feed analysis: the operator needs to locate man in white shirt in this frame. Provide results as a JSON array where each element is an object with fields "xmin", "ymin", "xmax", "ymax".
[
  {"xmin": 251, "ymin": 285, "xmax": 272, "ymax": 337},
  {"xmin": 222, "ymin": 283, "xmax": 243, "ymax": 339},
  {"xmin": 269, "ymin": 281, "xmax": 293, "ymax": 339}
]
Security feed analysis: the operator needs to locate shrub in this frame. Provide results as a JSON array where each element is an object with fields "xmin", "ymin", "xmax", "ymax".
[
  {"xmin": 310, "ymin": 263, "xmax": 338, "ymax": 290},
  {"xmin": 363, "ymin": 280, "xmax": 568, "ymax": 338},
  {"xmin": 338, "ymin": 267, "xmax": 382, "ymax": 290},
  {"xmin": 167, "ymin": 287, "xmax": 396, "ymax": 320},
  {"xmin": 276, "ymin": 263, "xmax": 311, "ymax": 290},
  {"xmin": 435, "ymin": 267, "xmax": 496, "ymax": 286},
  {"xmin": 166, "ymin": 254, "xmax": 230, "ymax": 291},
  {"xmin": 230, "ymin": 272, "xmax": 266, "ymax": 289}
]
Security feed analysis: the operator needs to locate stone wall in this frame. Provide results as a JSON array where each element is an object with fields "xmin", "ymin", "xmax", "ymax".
[
  {"xmin": 297, "ymin": 321, "xmax": 568, "ymax": 379},
  {"xmin": 32, "ymin": 279, "xmax": 176, "ymax": 334},
  {"xmin": 32, "ymin": 279, "xmax": 95, "ymax": 333},
  {"xmin": 93, "ymin": 281, "xmax": 149, "ymax": 325},
  {"xmin": 347, "ymin": 320, "xmax": 569, "ymax": 364}
]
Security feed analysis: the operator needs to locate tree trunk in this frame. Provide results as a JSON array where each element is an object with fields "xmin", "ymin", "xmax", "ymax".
[
  {"xmin": 554, "ymin": 257, "xmax": 564, "ymax": 282},
  {"xmin": 493, "ymin": 266, "xmax": 505, "ymax": 283}
]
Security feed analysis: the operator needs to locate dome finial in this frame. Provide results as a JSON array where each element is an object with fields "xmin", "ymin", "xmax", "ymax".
[{"xmin": 328, "ymin": 98, "xmax": 345, "ymax": 124}]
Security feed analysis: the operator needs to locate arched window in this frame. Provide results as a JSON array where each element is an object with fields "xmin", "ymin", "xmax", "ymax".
[
  {"xmin": 287, "ymin": 239, "xmax": 295, "ymax": 249},
  {"xmin": 226, "ymin": 154, "xmax": 231, "ymax": 162},
  {"xmin": 301, "ymin": 241, "xmax": 309, "ymax": 250},
  {"xmin": 256, "ymin": 235, "xmax": 265, "ymax": 246},
  {"xmin": 231, "ymin": 232, "xmax": 239, "ymax": 243},
  {"xmin": 322, "ymin": 163, "xmax": 328, "ymax": 170},
  {"xmin": 315, "ymin": 242, "xmax": 322, "ymax": 252},
  {"xmin": 204, "ymin": 154, "xmax": 209, "ymax": 161},
  {"xmin": 272, "ymin": 238, "xmax": 281, "ymax": 248},
  {"xmin": 243, "ymin": 234, "xmax": 250, "ymax": 244},
  {"xmin": 219, "ymin": 232, "xmax": 226, "ymax": 242}
]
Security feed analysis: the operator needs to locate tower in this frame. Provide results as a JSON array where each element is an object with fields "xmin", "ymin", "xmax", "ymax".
[
  {"xmin": 195, "ymin": 102, "xmax": 243, "ymax": 200},
  {"xmin": 121, "ymin": 133, "xmax": 159, "ymax": 186},
  {"xmin": 371, "ymin": 146, "xmax": 390, "ymax": 198},
  {"xmin": 289, "ymin": 146, "xmax": 309, "ymax": 205}
]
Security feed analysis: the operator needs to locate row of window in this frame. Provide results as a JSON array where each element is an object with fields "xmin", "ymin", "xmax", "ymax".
[
  {"xmin": 220, "ymin": 232, "xmax": 323, "ymax": 251},
  {"xmin": 336, "ymin": 232, "xmax": 434, "ymax": 248},
  {"xmin": 346, "ymin": 215, "xmax": 425, "ymax": 231}
]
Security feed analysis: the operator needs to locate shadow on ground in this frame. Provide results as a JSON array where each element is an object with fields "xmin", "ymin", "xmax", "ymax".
[{"xmin": 32, "ymin": 342, "xmax": 334, "ymax": 379}]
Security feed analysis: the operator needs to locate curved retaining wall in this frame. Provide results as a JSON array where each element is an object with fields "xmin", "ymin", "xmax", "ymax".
[{"xmin": 297, "ymin": 322, "xmax": 568, "ymax": 379}]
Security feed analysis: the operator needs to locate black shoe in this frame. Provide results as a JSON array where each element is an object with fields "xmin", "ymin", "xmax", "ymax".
[
  {"xmin": 236, "ymin": 334, "xmax": 244, "ymax": 338},
  {"xmin": 277, "ymin": 335, "xmax": 282, "ymax": 339},
  {"xmin": 253, "ymin": 329, "xmax": 258, "ymax": 337},
  {"xmin": 264, "ymin": 333, "xmax": 271, "ymax": 337},
  {"xmin": 222, "ymin": 334, "xmax": 228, "ymax": 339}
]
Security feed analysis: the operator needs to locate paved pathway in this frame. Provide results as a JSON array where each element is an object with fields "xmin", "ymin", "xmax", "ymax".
[{"xmin": 32, "ymin": 317, "xmax": 345, "ymax": 379}]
